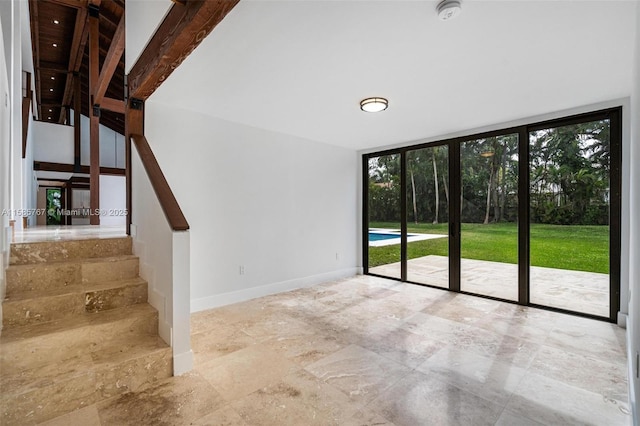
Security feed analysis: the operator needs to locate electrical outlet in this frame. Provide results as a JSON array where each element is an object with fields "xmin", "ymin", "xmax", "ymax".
[
  {"xmin": 239, "ymin": 265, "xmax": 245, "ymax": 275},
  {"xmin": 335, "ymin": 252, "xmax": 339, "ymax": 261}
]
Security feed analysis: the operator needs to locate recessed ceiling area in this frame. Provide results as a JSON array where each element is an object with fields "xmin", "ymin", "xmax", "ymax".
[{"xmin": 150, "ymin": 0, "xmax": 636, "ymax": 151}]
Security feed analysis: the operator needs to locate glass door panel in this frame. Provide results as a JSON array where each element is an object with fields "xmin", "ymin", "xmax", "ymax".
[
  {"xmin": 529, "ymin": 119, "xmax": 610, "ymax": 317},
  {"xmin": 405, "ymin": 146, "xmax": 449, "ymax": 288},
  {"xmin": 367, "ymin": 154, "xmax": 402, "ymax": 279},
  {"xmin": 460, "ymin": 134, "xmax": 519, "ymax": 300}
]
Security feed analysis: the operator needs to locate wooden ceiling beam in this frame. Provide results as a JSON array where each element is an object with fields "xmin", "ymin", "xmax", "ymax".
[
  {"xmin": 59, "ymin": 5, "xmax": 88, "ymax": 124},
  {"xmin": 28, "ymin": 0, "xmax": 42, "ymax": 120},
  {"xmin": 38, "ymin": 61, "xmax": 70, "ymax": 73},
  {"xmin": 100, "ymin": 97, "xmax": 125, "ymax": 114},
  {"xmin": 128, "ymin": 0, "xmax": 240, "ymax": 100},
  {"xmin": 46, "ymin": 0, "xmax": 86, "ymax": 9},
  {"xmin": 94, "ymin": 14, "xmax": 124, "ymax": 105},
  {"xmin": 34, "ymin": 161, "xmax": 125, "ymax": 176}
]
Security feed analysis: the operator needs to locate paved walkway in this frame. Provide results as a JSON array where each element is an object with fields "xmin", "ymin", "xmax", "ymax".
[{"xmin": 369, "ymin": 255, "xmax": 609, "ymax": 318}]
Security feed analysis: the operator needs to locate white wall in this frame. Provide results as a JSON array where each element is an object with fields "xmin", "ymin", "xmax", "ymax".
[
  {"xmin": 76, "ymin": 112, "xmax": 125, "ymax": 168},
  {"xmin": 23, "ymin": 111, "xmax": 36, "ymax": 227},
  {"xmin": 131, "ymin": 145, "xmax": 192, "ymax": 374},
  {"xmin": 143, "ymin": 101, "xmax": 360, "ymax": 311},
  {"xmin": 628, "ymin": 2, "xmax": 640, "ymax": 422},
  {"xmin": 0, "ymin": 6, "xmax": 11, "ymax": 328},
  {"xmin": 9, "ymin": 0, "xmax": 23, "ymax": 231},
  {"xmin": 125, "ymin": 0, "xmax": 171, "ymax": 73},
  {"xmin": 32, "ymin": 121, "xmax": 74, "ymax": 164},
  {"xmin": 99, "ymin": 175, "xmax": 126, "ymax": 226}
]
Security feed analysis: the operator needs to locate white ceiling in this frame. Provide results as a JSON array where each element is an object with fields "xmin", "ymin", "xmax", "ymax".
[{"xmin": 151, "ymin": 0, "xmax": 637, "ymax": 151}]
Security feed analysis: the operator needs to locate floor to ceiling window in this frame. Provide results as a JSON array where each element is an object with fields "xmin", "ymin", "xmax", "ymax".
[
  {"xmin": 460, "ymin": 134, "xmax": 519, "ymax": 301},
  {"xmin": 528, "ymin": 118, "xmax": 615, "ymax": 318},
  {"xmin": 363, "ymin": 107, "xmax": 621, "ymax": 322},
  {"xmin": 366, "ymin": 153, "xmax": 402, "ymax": 280}
]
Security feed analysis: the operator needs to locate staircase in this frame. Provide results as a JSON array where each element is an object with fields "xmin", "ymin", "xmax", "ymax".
[{"xmin": 0, "ymin": 237, "xmax": 172, "ymax": 425}]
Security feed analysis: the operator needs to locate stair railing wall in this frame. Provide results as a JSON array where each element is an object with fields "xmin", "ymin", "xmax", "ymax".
[{"xmin": 129, "ymin": 133, "xmax": 193, "ymax": 375}]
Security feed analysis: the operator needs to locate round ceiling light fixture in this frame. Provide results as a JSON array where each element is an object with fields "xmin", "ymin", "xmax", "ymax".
[
  {"xmin": 360, "ymin": 97, "xmax": 388, "ymax": 113},
  {"xmin": 437, "ymin": 0, "xmax": 462, "ymax": 21}
]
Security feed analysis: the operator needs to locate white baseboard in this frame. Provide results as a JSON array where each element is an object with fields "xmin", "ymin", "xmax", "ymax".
[
  {"xmin": 619, "ymin": 312, "xmax": 628, "ymax": 328},
  {"xmin": 191, "ymin": 267, "xmax": 360, "ymax": 313},
  {"xmin": 173, "ymin": 349, "xmax": 194, "ymax": 376}
]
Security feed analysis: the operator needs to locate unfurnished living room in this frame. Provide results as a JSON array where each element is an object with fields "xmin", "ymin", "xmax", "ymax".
[{"xmin": 0, "ymin": 0, "xmax": 639, "ymax": 425}]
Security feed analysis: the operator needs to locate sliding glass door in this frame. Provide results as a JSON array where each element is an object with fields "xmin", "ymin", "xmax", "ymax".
[
  {"xmin": 367, "ymin": 154, "xmax": 402, "ymax": 280},
  {"xmin": 363, "ymin": 107, "xmax": 620, "ymax": 321},
  {"xmin": 529, "ymin": 119, "xmax": 614, "ymax": 317},
  {"xmin": 405, "ymin": 145, "xmax": 449, "ymax": 288},
  {"xmin": 460, "ymin": 134, "xmax": 519, "ymax": 301}
]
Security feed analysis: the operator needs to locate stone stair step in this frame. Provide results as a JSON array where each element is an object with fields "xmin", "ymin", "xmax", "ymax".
[
  {"xmin": 2, "ymin": 278, "xmax": 148, "ymax": 328},
  {"xmin": 6, "ymin": 255, "xmax": 139, "ymax": 294},
  {"xmin": 9, "ymin": 237, "xmax": 132, "ymax": 265},
  {"xmin": 0, "ymin": 336, "xmax": 171, "ymax": 425},
  {"xmin": 0, "ymin": 304, "xmax": 159, "ymax": 372}
]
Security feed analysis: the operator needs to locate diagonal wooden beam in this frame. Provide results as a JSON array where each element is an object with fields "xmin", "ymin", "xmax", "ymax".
[
  {"xmin": 59, "ymin": 4, "xmax": 88, "ymax": 124},
  {"xmin": 94, "ymin": 14, "xmax": 124, "ymax": 105},
  {"xmin": 128, "ymin": 0, "xmax": 239, "ymax": 100}
]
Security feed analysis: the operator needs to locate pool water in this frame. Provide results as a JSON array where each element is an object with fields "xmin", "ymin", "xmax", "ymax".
[{"xmin": 369, "ymin": 232, "xmax": 401, "ymax": 242}]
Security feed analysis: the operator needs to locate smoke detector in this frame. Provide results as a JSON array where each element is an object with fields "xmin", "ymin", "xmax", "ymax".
[{"xmin": 437, "ymin": 0, "xmax": 462, "ymax": 21}]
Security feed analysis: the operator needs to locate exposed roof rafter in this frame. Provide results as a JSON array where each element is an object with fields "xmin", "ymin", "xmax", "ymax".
[
  {"xmin": 128, "ymin": 0, "xmax": 240, "ymax": 100},
  {"xmin": 94, "ymin": 14, "xmax": 124, "ymax": 105}
]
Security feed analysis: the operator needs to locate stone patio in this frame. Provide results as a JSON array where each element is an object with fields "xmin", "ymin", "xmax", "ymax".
[{"xmin": 369, "ymin": 255, "xmax": 610, "ymax": 318}]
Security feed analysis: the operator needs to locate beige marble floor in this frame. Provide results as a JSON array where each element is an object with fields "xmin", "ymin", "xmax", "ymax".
[
  {"xmin": 370, "ymin": 255, "xmax": 610, "ymax": 317},
  {"xmin": 12, "ymin": 225, "xmax": 127, "ymax": 243},
  {"xmin": 39, "ymin": 275, "xmax": 629, "ymax": 426}
]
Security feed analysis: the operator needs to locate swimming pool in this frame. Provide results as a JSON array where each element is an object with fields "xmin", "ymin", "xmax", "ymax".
[
  {"xmin": 368, "ymin": 230, "xmax": 446, "ymax": 247},
  {"xmin": 369, "ymin": 232, "xmax": 401, "ymax": 242}
]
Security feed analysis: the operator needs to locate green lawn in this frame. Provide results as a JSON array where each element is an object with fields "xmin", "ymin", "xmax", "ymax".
[{"xmin": 368, "ymin": 222, "xmax": 609, "ymax": 274}]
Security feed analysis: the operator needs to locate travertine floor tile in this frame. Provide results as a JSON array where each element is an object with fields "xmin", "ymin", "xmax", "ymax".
[
  {"xmin": 544, "ymin": 323, "xmax": 627, "ymax": 365},
  {"xmin": 416, "ymin": 346, "xmax": 528, "ymax": 406},
  {"xmin": 304, "ymin": 344, "xmax": 411, "ymax": 407},
  {"xmin": 505, "ymin": 372, "xmax": 630, "ymax": 426},
  {"xmin": 38, "ymin": 405, "xmax": 101, "ymax": 426},
  {"xmin": 262, "ymin": 329, "xmax": 347, "ymax": 366},
  {"xmin": 96, "ymin": 371, "xmax": 225, "ymax": 425},
  {"xmin": 198, "ymin": 343, "xmax": 299, "ymax": 402},
  {"xmin": 190, "ymin": 404, "xmax": 247, "ymax": 425},
  {"xmin": 35, "ymin": 273, "xmax": 629, "ymax": 426},
  {"xmin": 494, "ymin": 409, "xmax": 544, "ymax": 426},
  {"xmin": 357, "ymin": 327, "xmax": 444, "ymax": 368},
  {"xmin": 191, "ymin": 327, "xmax": 256, "ymax": 365},
  {"xmin": 528, "ymin": 345, "xmax": 628, "ymax": 403},
  {"xmin": 231, "ymin": 369, "xmax": 359, "ymax": 426},
  {"xmin": 342, "ymin": 410, "xmax": 396, "ymax": 426},
  {"xmin": 421, "ymin": 293, "xmax": 502, "ymax": 325},
  {"xmin": 369, "ymin": 371, "xmax": 504, "ymax": 426}
]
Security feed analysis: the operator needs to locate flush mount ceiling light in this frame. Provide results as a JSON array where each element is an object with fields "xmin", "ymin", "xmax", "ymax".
[
  {"xmin": 360, "ymin": 97, "xmax": 388, "ymax": 113},
  {"xmin": 437, "ymin": 0, "xmax": 462, "ymax": 21}
]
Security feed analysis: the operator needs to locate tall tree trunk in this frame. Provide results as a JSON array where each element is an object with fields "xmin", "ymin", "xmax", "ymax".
[
  {"xmin": 410, "ymin": 169, "xmax": 418, "ymax": 224},
  {"xmin": 498, "ymin": 146, "xmax": 508, "ymax": 221},
  {"xmin": 432, "ymin": 150, "xmax": 439, "ymax": 224},
  {"xmin": 484, "ymin": 162, "xmax": 494, "ymax": 225},
  {"xmin": 492, "ymin": 155, "xmax": 500, "ymax": 222},
  {"xmin": 442, "ymin": 173, "xmax": 449, "ymax": 204}
]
